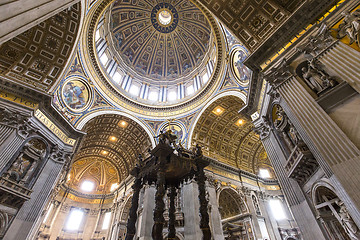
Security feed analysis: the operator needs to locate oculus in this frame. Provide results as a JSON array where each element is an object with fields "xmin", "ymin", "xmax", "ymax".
[
  {"xmin": 158, "ymin": 10, "xmax": 172, "ymax": 26},
  {"xmin": 151, "ymin": 3, "xmax": 178, "ymax": 33}
]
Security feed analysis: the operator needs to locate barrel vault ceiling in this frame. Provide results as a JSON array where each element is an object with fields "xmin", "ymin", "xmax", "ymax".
[
  {"xmin": 68, "ymin": 114, "xmax": 152, "ymax": 194},
  {"xmin": 191, "ymin": 95, "xmax": 270, "ymax": 173}
]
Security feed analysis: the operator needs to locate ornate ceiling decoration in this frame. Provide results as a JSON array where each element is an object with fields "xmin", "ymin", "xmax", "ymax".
[
  {"xmin": 81, "ymin": 0, "xmax": 226, "ymax": 117},
  {"xmin": 109, "ymin": 0, "xmax": 212, "ymax": 82},
  {"xmin": 68, "ymin": 158, "xmax": 119, "ymax": 195},
  {"xmin": 191, "ymin": 96, "xmax": 270, "ymax": 173},
  {"xmin": 68, "ymin": 114, "xmax": 152, "ymax": 195},
  {"xmin": 219, "ymin": 188, "xmax": 247, "ymax": 219},
  {"xmin": 0, "ymin": 3, "xmax": 81, "ymax": 92},
  {"xmin": 197, "ymin": 0, "xmax": 300, "ymax": 51}
]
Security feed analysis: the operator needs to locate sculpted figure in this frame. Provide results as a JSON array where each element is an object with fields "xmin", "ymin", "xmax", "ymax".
[
  {"xmin": 337, "ymin": 200, "xmax": 360, "ymax": 239},
  {"xmin": 301, "ymin": 59, "xmax": 336, "ymax": 94},
  {"xmin": 301, "ymin": 66, "xmax": 325, "ymax": 93},
  {"xmin": 288, "ymin": 124, "xmax": 301, "ymax": 146},
  {"xmin": 274, "ymin": 106, "xmax": 285, "ymax": 129},
  {"xmin": 7, "ymin": 153, "xmax": 27, "ymax": 182},
  {"xmin": 336, "ymin": 10, "xmax": 360, "ymax": 46}
]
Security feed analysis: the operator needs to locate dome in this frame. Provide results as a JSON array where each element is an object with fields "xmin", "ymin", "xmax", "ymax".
[
  {"xmin": 92, "ymin": 0, "xmax": 222, "ymax": 110},
  {"xmin": 109, "ymin": 0, "xmax": 211, "ymax": 82}
]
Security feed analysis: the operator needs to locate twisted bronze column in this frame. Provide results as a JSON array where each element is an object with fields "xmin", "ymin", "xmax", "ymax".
[
  {"xmin": 196, "ymin": 167, "xmax": 211, "ymax": 240},
  {"xmin": 152, "ymin": 168, "xmax": 166, "ymax": 240},
  {"xmin": 167, "ymin": 186, "xmax": 177, "ymax": 239},
  {"xmin": 125, "ymin": 178, "xmax": 142, "ymax": 240}
]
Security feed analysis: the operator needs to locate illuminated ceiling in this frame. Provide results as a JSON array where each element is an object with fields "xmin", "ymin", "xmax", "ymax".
[
  {"xmin": 108, "ymin": 0, "xmax": 212, "ymax": 83},
  {"xmin": 191, "ymin": 96, "xmax": 270, "ymax": 173},
  {"xmin": 68, "ymin": 114, "xmax": 152, "ymax": 195},
  {"xmin": 83, "ymin": 0, "xmax": 225, "ymax": 115}
]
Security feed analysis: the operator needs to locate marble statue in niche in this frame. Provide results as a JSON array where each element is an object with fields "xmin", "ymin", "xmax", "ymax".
[
  {"xmin": 273, "ymin": 105, "xmax": 307, "ymax": 152},
  {"xmin": 337, "ymin": 200, "xmax": 360, "ymax": 240},
  {"xmin": 300, "ymin": 59, "xmax": 337, "ymax": 94},
  {"xmin": 335, "ymin": 9, "xmax": 360, "ymax": 47},
  {"xmin": 4, "ymin": 138, "xmax": 46, "ymax": 185}
]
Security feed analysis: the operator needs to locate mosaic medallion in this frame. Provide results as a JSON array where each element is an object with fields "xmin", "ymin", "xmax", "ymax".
[
  {"xmin": 230, "ymin": 48, "xmax": 251, "ymax": 85},
  {"xmin": 62, "ymin": 79, "xmax": 91, "ymax": 111}
]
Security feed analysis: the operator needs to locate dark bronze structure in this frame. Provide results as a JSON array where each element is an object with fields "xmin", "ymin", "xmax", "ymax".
[{"xmin": 125, "ymin": 131, "xmax": 211, "ymax": 240}]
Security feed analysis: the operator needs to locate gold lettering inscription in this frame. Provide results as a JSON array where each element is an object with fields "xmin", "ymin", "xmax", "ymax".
[
  {"xmin": 35, "ymin": 110, "xmax": 76, "ymax": 146},
  {"xmin": 0, "ymin": 89, "xmax": 38, "ymax": 109}
]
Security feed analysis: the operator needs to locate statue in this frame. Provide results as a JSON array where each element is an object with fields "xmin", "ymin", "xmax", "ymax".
[
  {"xmin": 337, "ymin": 200, "xmax": 360, "ymax": 239},
  {"xmin": 288, "ymin": 124, "xmax": 301, "ymax": 146},
  {"xmin": 297, "ymin": 23, "xmax": 334, "ymax": 58},
  {"xmin": 301, "ymin": 60, "xmax": 336, "ymax": 94},
  {"xmin": 274, "ymin": 106, "xmax": 285, "ymax": 129},
  {"xmin": 154, "ymin": 129, "xmax": 177, "ymax": 147},
  {"xmin": 6, "ymin": 153, "xmax": 27, "ymax": 182},
  {"xmin": 194, "ymin": 144, "xmax": 203, "ymax": 157},
  {"xmin": 4, "ymin": 139, "xmax": 46, "ymax": 184},
  {"xmin": 335, "ymin": 10, "xmax": 360, "ymax": 47}
]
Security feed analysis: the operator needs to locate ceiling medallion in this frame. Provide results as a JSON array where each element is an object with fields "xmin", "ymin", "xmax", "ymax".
[
  {"xmin": 151, "ymin": 3, "xmax": 178, "ymax": 33},
  {"xmin": 61, "ymin": 78, "xmax": 92, "ymax": 112}
]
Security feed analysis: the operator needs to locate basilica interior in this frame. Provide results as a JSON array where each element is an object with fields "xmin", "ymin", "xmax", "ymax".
[{"xmin": 0, "ymin": 0, "xmax": 359, "ymax": 239}]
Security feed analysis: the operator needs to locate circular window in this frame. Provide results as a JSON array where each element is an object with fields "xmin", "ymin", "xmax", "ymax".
[{"xmin": 158, "ymin": 9, "xmax": 172, "ymax": 26}]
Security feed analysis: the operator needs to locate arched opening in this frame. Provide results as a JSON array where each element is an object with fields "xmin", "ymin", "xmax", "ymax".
[
  {"xmin": 190, "ymin": 95, "xmax": 271, "ymax": 175},
  {"xmin": 38, "ymin": 114, "xmax": 153, "ymax": 239},
  {"xmin": 219, "ymin": 188, "xmax": 247, "ymax": 219},
  {"xmin": 118, "ymin": 196, "xmax": 132, "ymax": 240},
  {"xmin": 218, "ymin": 188, "xmax": 252, "ymax": 239},
  {"xmin": 313, "ymin": 185, "xmax": 360, "ymax": 240}
]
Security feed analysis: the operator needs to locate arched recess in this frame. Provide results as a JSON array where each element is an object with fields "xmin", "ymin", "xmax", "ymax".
[
  {"xmin": 67, "ymin": 114, "xmax": 153, "ymax": 195},
  {"xmin": 189, "ymin": 94, "xmax": 271, "ymax": 174},
  {"xmin": 311, "ymin": 180, "xmax": 360, "ymax": 240},
  {"xmin": 188, "ymin": 90, "xmax": 247, "ymax": 147},
  {"xmin": 218, "ymin": 188, "xmax": 248, "ymax": 219},
  {"xmin": 118, "ymin": 195, "xmax": 133, "ymax": 239},
  {"xmin": 76, "ymin": 110, "xmax": 156, "ymax": 147},
  {"xmin": 1, "ymin": 137, "xmax": 49, "ymax": 188}
]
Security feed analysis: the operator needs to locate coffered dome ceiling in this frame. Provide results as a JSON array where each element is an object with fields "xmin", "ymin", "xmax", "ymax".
[
  {"xmin": 87, "ymin": 0, "xmax": 224, "ymax": 115},
  {"xmin": 109, "ymin": 0, "xmax": 212, "ymax": 83}
]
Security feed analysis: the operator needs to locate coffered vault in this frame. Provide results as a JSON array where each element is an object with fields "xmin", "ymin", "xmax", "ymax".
[
  {"xmin": 69, "ymin": 114, "xmax": 152, "ymax": 193},
  {"xmin": 191, "ymin": 95, "xmax": 271, "ymax": 173}
]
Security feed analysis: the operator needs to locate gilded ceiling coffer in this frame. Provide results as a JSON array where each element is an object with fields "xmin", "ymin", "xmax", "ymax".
[{"xmin": 125, "ymin": 130, "xmax": 211, "ymax": 240}]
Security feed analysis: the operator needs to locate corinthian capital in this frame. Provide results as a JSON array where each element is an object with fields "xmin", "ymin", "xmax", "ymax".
[
  {"xmin": 254, "ymin": 116, "xmax": 271, "ymax": 139},
  {"xmin": 264, "ymin": 59, "xmax": 292, "ymax": 86}
]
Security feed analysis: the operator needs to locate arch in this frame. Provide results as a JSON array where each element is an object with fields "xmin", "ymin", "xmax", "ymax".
[
  {"xmin": 218, "ymin": 187, "xmax": 248, "ymax": 219},
  {"xmin": 188, "ymin": 90, "xmax": 247, "ymax": 148},
  {"xmin": 69, "ymin": 113, "xmax": 153, "ymax": 194},
  {"xmin": 76, "ymin": 109, "xmax": 156, "ymax": 147},
  {"xmin": 310, "ymin": 179, "xmax": 360, "ymax": 240},
  {"xmin": 311, "ymin": 179, "xmax": 337, "ymax": 207},
  {"xmin": 188, "ymin": 92, "xmax": 270, "ymax": 174}
]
